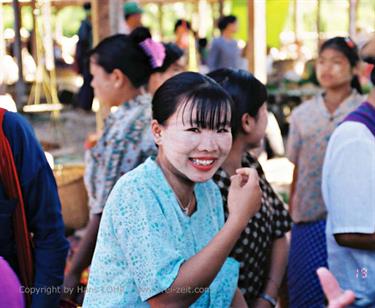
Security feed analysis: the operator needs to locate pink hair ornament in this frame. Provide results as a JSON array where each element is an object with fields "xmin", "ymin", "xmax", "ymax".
[{"xmin": 139, "ymin": 38, "xmax": 166, "ymax": 69}]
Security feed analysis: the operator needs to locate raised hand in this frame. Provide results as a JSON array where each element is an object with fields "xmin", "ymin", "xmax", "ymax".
[
  {"xmin": 227, "ymin": 167, "xmax": 262, "ymax": 229},
  {"xmin": 317, "ymin": 267, "xmax": 356, "ymax": 308}
]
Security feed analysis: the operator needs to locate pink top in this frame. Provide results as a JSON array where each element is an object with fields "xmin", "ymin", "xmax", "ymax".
[
  {"xmin": 286, "ymin": 90, "xmax": 364, "ymax": 223},
  {"xmin": 0, "ymin": 257, "xmax": 24, "ymax": 308}
]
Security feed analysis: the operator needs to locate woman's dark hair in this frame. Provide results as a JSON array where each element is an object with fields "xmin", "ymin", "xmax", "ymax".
[
  {"xmin": 362, "ymin": 53, "xmax": 375, "ymax": 85},
  {"xmin": 152, "ymin": 72, "xmax": 235, "ymax": 132},
  {"xmin": 83, "ymin": 2, "xmax": 91, "ymax": 11},
  {"xmin": 368, "ymin": 58, "xmax": 375, "ymax": 85},
  {"xmin": 319, "ymin": 36, "xmax": 362, "ymax": 94},
  {"xmin": 174, "ymin": 19, "xmax": 191, "ymax": 33},
  {"xmin": 153, "ymin": 43, "xmax": 184, "ymax": 73},
  {"xmin": 88, "ymin": 28, "xmax": 153, "ymax": 88},
  {"xmin": 218, "ymin": 15, "xmax": 237, "ymax": 32},
  {"xmin": 208, "ymin": 68, "xmax": 267, "ymax": 137}
]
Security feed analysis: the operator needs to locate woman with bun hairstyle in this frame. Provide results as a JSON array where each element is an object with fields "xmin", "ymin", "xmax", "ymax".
[
  {"xmin": 286, "ymin": 36, "xmax": 365, "ymax": 307},
  {"xmin": 148, "ymin": 42, "xmax": 185, "ymax": 95},
  {"xmin": 83, "ymin": 72, "xmax": 262, "ymax": 307},
  {"xmin": 63, "ymin": 30, "xmax": 165, "ymax": 302},
  {"xmin": 209, "ymin": 68, "xmax": 292, "ymax": 307}
]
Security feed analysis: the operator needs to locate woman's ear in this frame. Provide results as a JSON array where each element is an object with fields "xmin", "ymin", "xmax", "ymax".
[
  {"xmin": 241, "ymin": 113, "xmax": 255, "ymax": 134},
  {"xmin": 352, "ymin": 64, "xmax": 360, "ymax": 77},
  {"xmin": 112, "ymin": 68, "xmax": 128, "ymax": 88},
  {"xmin": 151, "ymin": 119, "xmax": 163, "ymax": 145}
]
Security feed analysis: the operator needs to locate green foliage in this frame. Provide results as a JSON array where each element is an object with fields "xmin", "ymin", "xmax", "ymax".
[
  {"xmin": 2, "ymin": 4, "xmax": 84, "ymax": 38},
  {"xmin": 56, "ymin": 6, "xmax": 85, "ymax": 37},
  {"xmin": 266, "ymin": 0, "xmax": 290, "ymax": 48},
  {"xmin": 2, "ymin": 6, "xmax": 15, "ymax": 30}
]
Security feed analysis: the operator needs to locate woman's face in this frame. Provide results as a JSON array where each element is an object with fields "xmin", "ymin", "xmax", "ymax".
[
  {"xmin": 149, "ymin": 60, "xmax": 185, "ymax": 94},
  {"xmin": 90, "ymin": 59, "xmax": 117, "ymax": 106},
  {"xmin": 316, "ymin": 48, "xmax": 354, "ymax": 90},
  {"xmin": 161, "ymin": 60, "xmax": 185, "ymax": 84},
  {"xmin": 155, "ymin": 102, "xmax": 232, "ymax": 183}
]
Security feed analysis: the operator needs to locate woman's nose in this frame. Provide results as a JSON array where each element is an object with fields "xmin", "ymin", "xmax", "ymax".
[{"xmin": 197, "ymin": 132, "xmax": 219, "ymax": 152}]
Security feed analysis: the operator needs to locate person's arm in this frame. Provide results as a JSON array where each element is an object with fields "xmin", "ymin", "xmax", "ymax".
[
  {"xmin": 5, "ymin": 112, "xmax": 69, "ymax": 308},
  {"xmin": 288, "ymin": 165, "xmax": 298, "ymax": 215},
  {"xmin": 231, "ymin": 288, "xmax": 248, "ymax": 308},
  {"xmin": 63, "ymin": 213, "xmax": 101, "ymax": 300},
  {"xmin": 253, "ymin": 235, "xmax": 289, "ymax": 308},
  {"xmin": 25, "ymin": 167, "xmax": 69, "ymax": 308},
  {"xmin": 323, "ymin": 128, "xmax": 375, "ymax": 252},
  {"xmin": 66, "ymin": 111, "xmax": 155, "ymax": 299},
  {"xmin": 285, "ymin": 112, "xmax": 302, "ymax": 216},
  {"xmin": 317, "ymin": 267, "xmax": 355, "ymax": 308},
  {"xmin": 334, "ymin": 233, "xmax": 375, "ymax": 250},
  {"xmin": 148, "ymin": 217, "xmax": 247, "ymax": 307},
  {"xmin": 148, "ymin": 168, "xmax": 262, "ymax": 307},
  {"xmin": 63, "ymin": 129, "xmax": 120, "ymax": 297}
]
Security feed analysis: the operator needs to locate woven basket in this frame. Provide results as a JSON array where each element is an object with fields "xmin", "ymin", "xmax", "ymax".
[{"xmin": 54, "ymin": 165, "xmax": 89, "ymax": 230}]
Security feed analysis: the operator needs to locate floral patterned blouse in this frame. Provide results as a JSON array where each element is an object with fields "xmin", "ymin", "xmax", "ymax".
[
  {"xmin": 83, "ymin": 157, "xmax": 240, "ymax": 307},
  {"xmin": 286, "ymin": 90, "xmax": 364, "ymax": 223},
  {"xmin": 213, "ymin": 153, "xmax": 291, "ymax": 303},
  {"xmin": 84, "ymin": 94, "xmax": 157, "ymax": 215}
]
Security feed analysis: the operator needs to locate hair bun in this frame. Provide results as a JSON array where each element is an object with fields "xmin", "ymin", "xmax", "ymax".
[
  {"xmin": 130, "ymin": 26, "xmax": 152, "ymax": 44},
  {"xmin": 139, "ymin": 38, "xmax": 166, "ymax": 69}
]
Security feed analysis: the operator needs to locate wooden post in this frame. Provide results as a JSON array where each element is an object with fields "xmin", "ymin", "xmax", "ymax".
[
  {"xmin": 218, "ymin": 0, "xmax": 224, "ymax": 18},
  {"xmin": 317, "ymin": 0, "xmax": 321, "ymax": 49},
  {"xmin": 349, "ymin": 0, "xmax": 357, "ymax": 37},
  {"xmin": 12, "ymin": 0, "xmax": 27, "ymax": 108},
  {"xmin": 198, "ymin": 0, "xmax": 209, "ymax": 39},
  {"xmin": 158, "ymin": 3, "xmax": 163, "ymax": 40},
  {"xmin": 91, "ymin": 0, "xmax": 112, "ymax": 131},
  {"xmin": 0, "ymin": 0, "xmax": 4, "ymax": 58},
  {"xmin": 209, "ymin": 1, "xmax": 216, "ymax": 38},
  {"xmin": 293, "ymin": 0, "xmax": 301, "ymax": 42},
  {"xmin": 91, "ymin": 0, "xmax": 111, "ymax": 46},
  {"xmin": 31, "ymin": 0, "xmax": 37, "ymax": 60},
  {"xmin": 246, "ymin": 0, "xmax": 267, "ymax": 83},
  {"xmin": 0, "ymin": 0, "xmax": 5, "ymax": 95},
  {"xmin": 247, "ymin": 0, "xmax": 254, "ymax": 73},
  {"xmin": 109, "ymin": 0, "xmax": 122, "ymax": 35}
]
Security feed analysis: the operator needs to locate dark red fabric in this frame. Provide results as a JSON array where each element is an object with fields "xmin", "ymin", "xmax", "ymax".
[{"xmin": 0, "ymin": 108, "xmax": 33, "ymax": 306}]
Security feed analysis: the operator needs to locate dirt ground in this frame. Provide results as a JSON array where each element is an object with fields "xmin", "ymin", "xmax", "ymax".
[{"xmin": 27, "ymin": 107, "xmax": 96, "ymax": 165}]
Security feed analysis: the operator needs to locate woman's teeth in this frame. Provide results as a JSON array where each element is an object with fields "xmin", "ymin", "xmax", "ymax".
[{"xmin": 191, "ymin": 159, "xmax": 214, "ymax": 166}]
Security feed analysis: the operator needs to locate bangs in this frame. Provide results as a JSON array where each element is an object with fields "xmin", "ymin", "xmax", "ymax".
[{"xmin": 177, "ymin": 85, "xmax": 232, "ymax": 130}]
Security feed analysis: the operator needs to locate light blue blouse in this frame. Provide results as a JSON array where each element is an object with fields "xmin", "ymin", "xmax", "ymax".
[{"xmin": 83, "ymin": 157, "xmax": 239, "ymax": 307}]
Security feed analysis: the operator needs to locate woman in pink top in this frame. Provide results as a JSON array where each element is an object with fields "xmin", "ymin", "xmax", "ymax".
[{"xmin": 286, "ymin": 37, "xmax": 364, "ymax": 307}]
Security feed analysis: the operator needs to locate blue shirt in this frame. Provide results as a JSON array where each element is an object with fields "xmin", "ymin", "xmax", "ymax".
[
  {"xmin": 83, "ymin": 157, "xmax": 239, "ymax": 307},
  {"xmin": 207, "ymin": 36, "xmax": 241, "ymax": 71},
  {"xmin": 322, "ymin": 121, "xmax": 375, "ymax": 306},
  {"xmin": 0, "ymin": 111, "xmax": 69, "ymax": 308}
]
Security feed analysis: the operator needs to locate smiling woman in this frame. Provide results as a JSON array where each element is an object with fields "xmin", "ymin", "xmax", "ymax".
[
  {"xmin": 82, "ymin": 72, "xmax": 262, "ymax": 308},
  {"xmin": 151, "ymin": 72, "xmax": 233, "ymax": 184}
]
